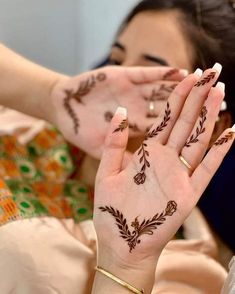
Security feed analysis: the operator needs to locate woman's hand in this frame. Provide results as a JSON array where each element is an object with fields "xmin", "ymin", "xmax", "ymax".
[
  {"xmin": 50, "ymin": 66, "xmax": 187, "ymax": 159},
  {"xmin": 93, "ymin": 65, "xmax": 234, "ymax": 290}
]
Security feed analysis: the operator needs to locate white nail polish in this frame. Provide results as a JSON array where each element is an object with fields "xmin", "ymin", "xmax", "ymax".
[
  {"xmin": 194, "ymin": 68, "xmax": 203, "ymax": 76},
  {"xmin": 180, "ymin": 69, "xmax": 189, "ymax": 77},
  {"xmin": 220, "ymin": 101, "xmax": 227, "ymax": 111},
  {"xmin": 216, "ymin": 82, "xmax": 225, "ymax": 92},
  {"xmin": 231, "ymin": 124, "xmax": 235, "ymax": 133},
  {"xmin": 115, "ymin": 106, "xmax": 127, "ymax": 117},
  {"xmin": 212, "ymin": 62, "xmax": 222, "ymax": 73}
]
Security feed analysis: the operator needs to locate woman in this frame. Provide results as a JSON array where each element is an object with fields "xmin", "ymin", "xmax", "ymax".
[
  {"xmin": 106, "ymin": 0, "xmax": 235, "ymax": 252},
  {"xmin": 0, "ymin": 0, "xmax": 234, "ymax": 293}
]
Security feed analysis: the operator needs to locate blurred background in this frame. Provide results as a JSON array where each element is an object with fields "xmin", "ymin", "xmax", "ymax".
[{"xmin": 0, "ymin": 0, "xmax": 137, "ymax": 74}]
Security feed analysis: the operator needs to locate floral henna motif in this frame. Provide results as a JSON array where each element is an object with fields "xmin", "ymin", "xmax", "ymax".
[
  {"xmin": 113, "ymin": 119, "xmax": 129, "ymax": 133},
  {"xmin": 163, "ymin": 68, "xmax": 179, "ymax": 80},
  {"xmin": 194, "ymin": 72, "xmax": 216, "ymax": 87},
  {"xmin": 214, "ymin": 132, "xmax": 234, "ymax": 146},
  {"xmin": 64, "ymin": 73, "xmax": 107, "ymax": 133},
  {"xmin": 185, "ymin": 106, "xmax": 207, "ymax": 147},
  {"xmin": 99, "ymin": 201, "xmax": 177, "ymax": 252},
  {"xmin": 134, "ymin": 142, "xmax": 149, "ymax": 185},
  {"xmin": 134, "ymin": 102, "xmax": 171, "ymax": 185}
]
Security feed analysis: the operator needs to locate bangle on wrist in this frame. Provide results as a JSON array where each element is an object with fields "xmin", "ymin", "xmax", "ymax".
[{"xmin": 95, "ymin": 266, "xmax": 145, "ymax": 294}]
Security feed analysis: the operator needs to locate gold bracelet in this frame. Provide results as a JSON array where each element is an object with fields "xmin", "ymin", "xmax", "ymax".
[{"xmin": 95, "ymin": 266, "xmax": 145, "ymax": 294}]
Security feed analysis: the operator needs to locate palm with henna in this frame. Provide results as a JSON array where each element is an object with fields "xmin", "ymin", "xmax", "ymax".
[
  {"xmin": 93, "ymin": 65, "xmax": 234, "ymax": 271},
  {"xmin": 50, "ymin": 66, "xmax": 186, "ymax": 159}
]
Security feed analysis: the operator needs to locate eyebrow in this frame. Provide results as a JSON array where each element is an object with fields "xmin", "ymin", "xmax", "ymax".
[
  {"xmin": 143, "ymin": 54, "xmax": 169, "ymax": 66},
  {"xmin": 112, "ymin": 42, "xmax": 169, "ymax": 66},
  {"xmin": 112, "ymin": 42, "xmax": 125, "ymax": 51}
]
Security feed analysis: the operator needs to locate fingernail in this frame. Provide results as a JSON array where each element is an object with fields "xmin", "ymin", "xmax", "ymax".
[
  {"xmin": 220, "ymin": 101, "xmax": 227, "ymax": 111},
  {"xmin": 212, "ymin": 63, "xmax": 222, "ymax": 74},
  {"xmin": 180, "ymin": 69, "xmax": 189, "ymax": 77},
  {"xmin": 194, "ymin": 68, "xmax": 203, "ymax": 76},
  {"xmin": 231, "ymin": 124, "xmax": 235, "ymax": 133},
  {"xmin": 115, "ymin": 106, "xmax": 127, "ymax": 117},
  {"xmin": 216, "ymin": 82, "xmax": 225, "ymax": 92}
]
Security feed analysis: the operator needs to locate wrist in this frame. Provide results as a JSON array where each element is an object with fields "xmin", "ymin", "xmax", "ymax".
[
  {"xmin": 44, "ymin": 74, "xmax": 69, "ymax": 124},
  {"xmin": 95, "ymin": 244, "xmax": 159, "ymax": 293}
]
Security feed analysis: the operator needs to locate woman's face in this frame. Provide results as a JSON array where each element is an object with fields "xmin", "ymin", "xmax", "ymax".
[
  {"xmin": 109, "ymin": 11, "xmax": 194, "ymax": 71},
  {"xmin": 108, "ymin": 10, "xmax": 194, "ymax": 153},
  {"xmin": 109, "ymin": 11, "xmax": 193, "ymax": 152}
]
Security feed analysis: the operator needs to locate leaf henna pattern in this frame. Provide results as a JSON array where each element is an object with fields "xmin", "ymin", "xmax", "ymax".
[
  {"xmin": 185, "ymin": 106, "xmax": 207, "ymax": 147},
  {"xmin": 214, "ymin": 132, "xmax": 234, "ymax": 146},
  {"xmin": 113, "ymin": 119, "xmax": 129, "ymax": 133},
  {"xmin": 104, "ymin": 111, "xmax": 140, "ymax": 132},
  {"xmin": 194, "ymin": 72, "xmax": 216, "ymax": 87},
  {"xmin": 147, "ymin": 102, "xmax": 171, "ymax": 138},
  {"xmin": 64, "ymin": 73, "xmax": 107, "ymax": 133},
  {"xmin": 144, "ymin": 85, "xmax": 176, "ymax": 118},
  {"xmin": 163, "ymin": 68, "xmax": 179, "ymax": 80},
  {"xmin": 134, "ymin": 102, "xmax": 171, "ymax": 185},
  {"xmin": 99, "ymin": 201, "xmax": 177, "ymax": 252}
]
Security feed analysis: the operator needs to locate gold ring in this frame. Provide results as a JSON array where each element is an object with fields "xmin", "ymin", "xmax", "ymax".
[
  {"xmin": 147, "ymin": 101, "xmax": 157, "ymax": 118},
  {"xmin": 179, "ymin": 154, "xmax": 193, "ymax": 171}
]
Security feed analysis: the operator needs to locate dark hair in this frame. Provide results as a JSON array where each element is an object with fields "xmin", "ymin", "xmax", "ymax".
[{"xmin": 119, "ymin": 0, "xmax": 235, "ymax": 118}]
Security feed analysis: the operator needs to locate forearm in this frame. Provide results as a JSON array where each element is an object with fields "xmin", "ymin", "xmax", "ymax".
[
  {"xmin": 0, "ymin": 44, "xmax": 68, "ymax": 123},
  {"xmin": 92, "ymin": 247, "xmax": 159, "ymax": 294}
]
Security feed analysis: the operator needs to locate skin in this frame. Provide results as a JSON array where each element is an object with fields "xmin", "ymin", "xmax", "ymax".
[
  {"xmin": 78, "ymin": 10, "xmax": 232, "ymax": 187},
  {"xmin": 78, "ymin": 10, "xmax": 195, "ymax": 187}
]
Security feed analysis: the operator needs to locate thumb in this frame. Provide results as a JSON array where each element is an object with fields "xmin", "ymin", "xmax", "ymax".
[{"xmin": 97, "ymin": 107, "xmax": 129, "ymax": 179}]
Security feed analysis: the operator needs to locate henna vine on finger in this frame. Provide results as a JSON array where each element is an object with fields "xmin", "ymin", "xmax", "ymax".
[
  {"xmin": 214, "ymin": 132, "xmax": 234, "ymax": 145},
  {"xmin": 163, "ymin": 68, "xmax": 179, "ymax": 80},
  {"xmin": 105, "ymin": 111, "xmax": 140, "ymax": 132},
  {"xmin": 185, "ymin": 106, "xmax": 207, "ymax": 148},
  {"xmin": 99, "ymin": 200, "xmax": 177, "ymax": 252},
  {"xmin": 194, "ymin": 72, "xmax": 216, "ymax": 87},
  {"xmin": 113, "ymin": 119, "xmax": 129, "ymax": 133},
  {"xmin": 64, "ymin": 73, "xmax": 107, "ymax": 134},
  {"xmin": 134, "ymin": 102, "xmax": 171, "ymax": 185}
]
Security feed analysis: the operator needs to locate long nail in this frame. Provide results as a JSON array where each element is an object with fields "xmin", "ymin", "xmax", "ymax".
[
  {"xmin": 231, "ymin": 124, "xmax": 235, "ymax": 133},
  {"xmin": 212, "ymin": 63, "xmax": 222, "ymax": 74},
  {"xmin": 115, "ymin": 106, "xmax": 127, "ymax": 117},
  {"xmin": 215, "ymin": 82, "xmax": 225, "ymax": 92},
  {"xmin": 180, "ymin": 69, "xmax": 189, "ymax": 77},
  {"xmin": 194, "ymin": 68, "xmax": 203, "ymax": 76}
]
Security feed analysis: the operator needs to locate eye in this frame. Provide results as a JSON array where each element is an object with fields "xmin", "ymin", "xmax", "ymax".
[{"xmin": 108, "ymin": 58, "xmax": 122, "ymax": 66}]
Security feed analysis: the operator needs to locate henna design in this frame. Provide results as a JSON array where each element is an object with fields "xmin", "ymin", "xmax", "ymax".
[
  {"xmin": 129, "ymin": 123, "xmax": 141, "ymax": 132},
  {"xmin": 99, "ymin": 201, "xmax": 177, "ymax": 252},
  {"xmin": 134, "ymin": 103, "xmax": 171, "ymax": 185},
  {"xmin": 113, "ymin": 119, "xmax": 128, "ymax": 133},
  {"xmin": 63, "ymin": 73, "xmax": 106, "ymax": 133},
  {"xmin": 185, "ymin": 106, "xmax": 207, "ymax": 147},
  {"xmin": 144, "ymin": 85, "xmax": 176, "ymax": 118},
  {"xmin": 163, "ymin": 68, "xmax": 179, "ymax": 80},
  {"xmin": 134, "ymin": 142, "xmax": 149, "ymax": 185},
  {"xmin": 194, "ymin": 72, "xmax": 216, "ymax": 87},
  {"xmin": 104, "ymin": 111, "xmax": 140, "ymax": 132},
  {"xmin": 147, "ymin": 102, "xmax": 171, "ymax": 138},
  {"xmin": 214, "ymin": 132, "xmax": 234, "ymax": 146},
  {"xmin": 64, "ymin": 90, "xmax": 80, "ymax": 133}
]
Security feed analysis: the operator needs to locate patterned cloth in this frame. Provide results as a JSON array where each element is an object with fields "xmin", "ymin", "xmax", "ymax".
[{"xmin": 0, "ymin": 127, "xmax": 93, "ymax": 227}]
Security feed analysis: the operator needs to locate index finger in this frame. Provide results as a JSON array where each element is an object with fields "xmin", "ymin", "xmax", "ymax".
[{"xmin": 124, "ymin": 66, "xmax": 189, "ymax": 84}]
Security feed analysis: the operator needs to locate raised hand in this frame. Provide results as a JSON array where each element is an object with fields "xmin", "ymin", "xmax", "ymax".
[
  {"xmin": 93, "ymin": 64, "xmax": 234, "ymax": 269},
  {"xmin": 50, "ymin": 66, "xmax": 187, "ymax": 159}
]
